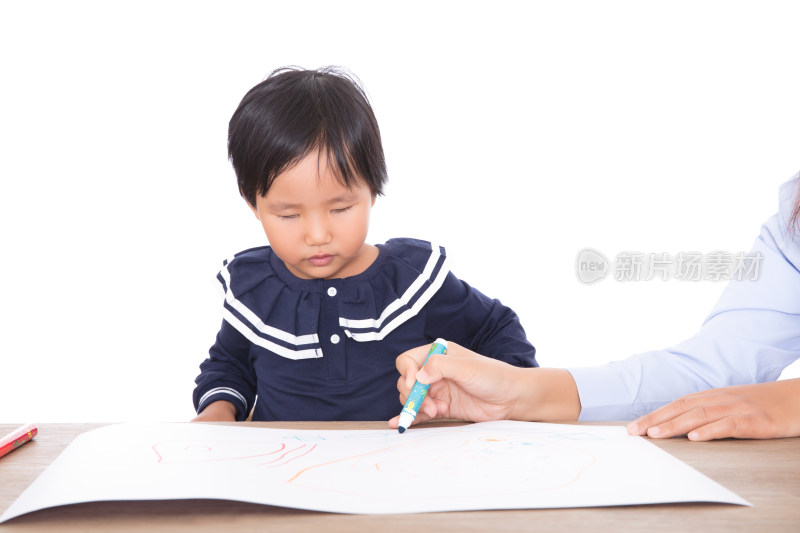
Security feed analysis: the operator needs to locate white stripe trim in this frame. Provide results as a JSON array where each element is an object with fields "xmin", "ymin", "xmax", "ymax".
[
  {"xmin": 343, "ymin": 255, "xmax": 450, "ymax": 342},
  {"xmin": 223, "ymin": 308, "xmax": 323, "ymax": 360},
  {"xmin": 219, "ymin": 262, "xmax": 319, "ymax": 346},
  {"xmin": 339, "ymin": 243, "xmax": 444, "ymax": 330},
  {"xmin": 199, "ymin": 387, "xmax": 248, "ymax": 410}
]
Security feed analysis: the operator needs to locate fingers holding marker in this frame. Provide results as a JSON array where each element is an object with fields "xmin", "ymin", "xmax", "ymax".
[
  {"xmin": 396, "ymin": 344, "xmax": 430, "ymax": 390},
  {"xmin": 397, "ymin": 375, "xmax": 410, "ymax": 404},
  {"xmin": 412, "ymin": 342, "xmax": 473, "ymax": 385},
  {"xmin": 397, "ymin": 339, "xmax": 448, "ymax": 433},
  {"xmin": 397, "ymin": 343, "xmax": 435, "ymax": 369}
]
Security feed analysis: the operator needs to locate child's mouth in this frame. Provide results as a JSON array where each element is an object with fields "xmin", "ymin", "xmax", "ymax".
[{"xmin": 308, "ymin": 254, "xmax": 334, "ymax": 267}]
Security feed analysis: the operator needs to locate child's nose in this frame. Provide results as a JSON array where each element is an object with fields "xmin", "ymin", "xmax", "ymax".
[{"xmin": 304, "ymin": 215, "xmax": 332, "ymax": 246}]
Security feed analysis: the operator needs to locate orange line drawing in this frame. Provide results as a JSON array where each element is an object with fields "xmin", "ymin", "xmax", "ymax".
[
  {"xmin": 285, "ymin": 426, "xmax": 598, "ymax": 502},
  {"xmin": 286, "ymin": 431, "xmax": 462, "ymax": 483},
  {"xmin": 258, "ymin": 444, "xmax": 317, "ymax": 466}
]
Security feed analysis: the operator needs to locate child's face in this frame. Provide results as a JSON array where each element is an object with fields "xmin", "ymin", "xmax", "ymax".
[{"xmin": 250, "ymin": 150, "xmax": 376, "ymax": 280}]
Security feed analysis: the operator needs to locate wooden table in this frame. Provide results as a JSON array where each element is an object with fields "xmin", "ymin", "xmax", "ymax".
[{"xmin": 0, "ymin": 422, "xmax": 798, "ymax": 532}]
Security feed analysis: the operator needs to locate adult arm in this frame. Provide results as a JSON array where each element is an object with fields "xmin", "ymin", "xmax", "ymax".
[
  {"xmin": 390, "ymin": 208, "xmax": 800, "ymax": 430},
  {"xmin": 389, "ymin": 341, "xmax": 580, "ymax": 428},
  {"xmin": 570, "ymin": 180, "xmax": 800, "ymax": 421}
]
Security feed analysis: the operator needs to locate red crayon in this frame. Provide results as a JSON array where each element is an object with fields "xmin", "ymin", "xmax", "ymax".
[{"xmin": 0, "ymin": 424, "xmax": 38, "ymax": 459}]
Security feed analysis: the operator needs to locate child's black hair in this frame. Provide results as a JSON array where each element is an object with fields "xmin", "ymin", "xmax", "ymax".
[{"xmin": 228, "ymin": 66, "xmax": 387, "ymax": 206}]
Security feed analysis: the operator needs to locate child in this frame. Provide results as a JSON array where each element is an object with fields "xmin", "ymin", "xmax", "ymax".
[{"xmin": 192, "ymin": 67, "xmax": 537, "ymax": 421}]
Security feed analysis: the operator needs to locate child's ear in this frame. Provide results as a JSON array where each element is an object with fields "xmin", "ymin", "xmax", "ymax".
[{"xmin": 371, "ymin": 192, "xmax": 376, "ymax": 207}]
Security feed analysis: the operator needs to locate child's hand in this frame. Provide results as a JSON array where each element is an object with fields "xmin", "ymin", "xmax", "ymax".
[
  {"xmin": 389, "ymin": 342, "xmax": 580, "ymax": 429},
  {"xmin": 628, "ymin": 378, "xmax": 800, "ymax": 441},
  {"xmin": 191, "ymin": 400, "xmax": 238, "ymax": 422}
]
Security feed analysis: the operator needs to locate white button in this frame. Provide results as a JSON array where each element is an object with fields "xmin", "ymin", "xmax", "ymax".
[
  {"xmin": 330, "ymin": 334, "xmax": 340, "ymax": 344},
  {"xmin": 327, "ymin": 287, "xmax": 337, "ymax": 297}
]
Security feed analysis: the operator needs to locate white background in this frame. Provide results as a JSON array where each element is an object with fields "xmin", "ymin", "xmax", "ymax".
[{"xmin": 2, "ymin": 1, "xmax": 799, "ymax": 422}]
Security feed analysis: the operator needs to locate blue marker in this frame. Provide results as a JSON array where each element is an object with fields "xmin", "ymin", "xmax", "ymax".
[{"xmin": 397, "ymin": 339, "xmax": 447, "ymax": 433}]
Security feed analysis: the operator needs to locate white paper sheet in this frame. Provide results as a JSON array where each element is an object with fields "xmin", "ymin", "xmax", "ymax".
[{"xmin": 0, "ymin": 421, "xmax": 749, "ymax": 521}]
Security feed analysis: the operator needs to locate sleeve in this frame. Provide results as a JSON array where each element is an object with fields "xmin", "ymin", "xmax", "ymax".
[
  {"xmin": 569, "ymin": 208, "xmax": 800, "ymax": 421},
  {"xmin": 424, "ymin": 271, "xmax": 538, "ymax": 368},
  {"xmin": 193, "ymin": 319, "xmax": 257, "ymax": 421}
]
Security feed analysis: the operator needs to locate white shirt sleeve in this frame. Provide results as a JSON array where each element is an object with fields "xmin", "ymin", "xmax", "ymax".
[{"xmin": 569, "ymin": 176, "xmax": 800, "ymax": 421}]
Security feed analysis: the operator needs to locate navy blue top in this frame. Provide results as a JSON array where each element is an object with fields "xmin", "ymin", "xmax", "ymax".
[{"xmin": 193, "ymin": 238, "xmax": 537, "ymax": 421}]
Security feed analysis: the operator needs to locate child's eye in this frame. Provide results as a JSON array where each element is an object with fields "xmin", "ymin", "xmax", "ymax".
[
  {"xmin": 278, "ymin": 214, "xmax": 299, "ymax": 220},
  {"xmin": 332, "ymin": 205, "xmax": 353, "ymax": 214}
]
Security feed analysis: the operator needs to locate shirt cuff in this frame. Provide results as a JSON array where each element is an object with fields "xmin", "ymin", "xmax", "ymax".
[
  {"xmin": 196, "ymin": 386, "xmax": 249, "ymax": 421},
  {"xmin": 567, "ymin": 364, "xmax": 640, "ymax": 421}
]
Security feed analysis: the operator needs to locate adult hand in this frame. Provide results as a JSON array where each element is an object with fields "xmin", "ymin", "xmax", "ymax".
[
  {"xmin": 388, "ymin": 341, "xmax": 581, "ymax": 428},
  {"xmin": 627, "ymin": 378, "xmax": 800, "ymax": 441},
  {"xmin": 191, "ymin": 400, "xmax": 238, "ymax": 422}
]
